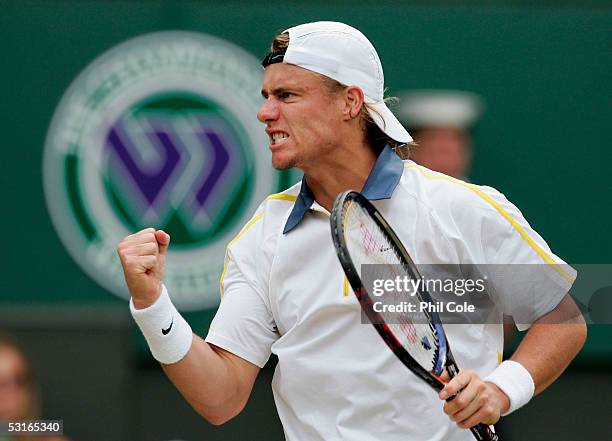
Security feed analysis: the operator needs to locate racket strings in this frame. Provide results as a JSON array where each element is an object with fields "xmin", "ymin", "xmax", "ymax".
[{"xmin": 343, "ymin": 200, "xmax": 441, "ymax": 372}]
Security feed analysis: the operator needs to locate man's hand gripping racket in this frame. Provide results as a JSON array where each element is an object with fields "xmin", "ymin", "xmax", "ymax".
[{"xmin": 330, "ymin": 190, "xmax": 499, "ymax": 441}]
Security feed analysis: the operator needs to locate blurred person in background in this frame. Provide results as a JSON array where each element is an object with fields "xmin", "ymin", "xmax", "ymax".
[
  {"xmin": 397, "ymin": 90, "xmax": 484, "ymax": 180},
  {"xmin": 0, "ymin": 334, "xmax": 68, "ymax": 441}
]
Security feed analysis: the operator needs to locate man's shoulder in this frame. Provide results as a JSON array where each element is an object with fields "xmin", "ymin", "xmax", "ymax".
[
  {"xmin": 261, "ymin": 181, "xmax": 301, "ymax": 210},
  {"xmin": 258, "ymin": 181, "xmax": 302, "ymax": 226},
  {"xmin": 227, "ymin": 181, "xmax": 301, "ymax": 253},
  {"xmin": 399, "ymin": 161, "xmax": 509, "ymax": 219}
]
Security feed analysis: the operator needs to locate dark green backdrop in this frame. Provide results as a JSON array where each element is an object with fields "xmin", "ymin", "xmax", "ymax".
[
  {"xmin": 0, "ymin": 3, "xmax": 610, "ymax": 439},
  {"xmin": 1, "ymin": 0, "xmax": 609, "ymax": 354}
]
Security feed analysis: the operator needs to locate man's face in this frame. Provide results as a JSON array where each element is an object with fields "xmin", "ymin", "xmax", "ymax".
[{"xmin": 258, "ymin": 63, "xmax": 344, "ymax": 171}]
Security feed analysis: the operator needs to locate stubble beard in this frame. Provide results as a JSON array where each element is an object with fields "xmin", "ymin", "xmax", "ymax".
[
  {"xmin": 271, "ymin": 152, "xmax": 299, "ymax": 171},
  {"xmin": 272, "ymin": 161, "xmax": 296, "ymax": 171}
]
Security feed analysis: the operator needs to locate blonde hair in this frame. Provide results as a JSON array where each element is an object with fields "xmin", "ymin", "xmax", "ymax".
[{"xmin": 268, "ymin": 32, "xmax": 414, "ymax": 159}]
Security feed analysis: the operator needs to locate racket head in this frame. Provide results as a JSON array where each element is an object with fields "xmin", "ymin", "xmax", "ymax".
[{"xmin": 330, "ymin": 190, "xmax": 448, "ymax": 385}]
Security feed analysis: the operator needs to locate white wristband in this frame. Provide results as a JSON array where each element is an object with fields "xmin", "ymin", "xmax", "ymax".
[
  {"xmin": 130, "ymin": 284, "xmax": 193, "ymax": 364},
  {"xmin": 484, "ymin": 360, "xmax": 535, "ymax": 416}
]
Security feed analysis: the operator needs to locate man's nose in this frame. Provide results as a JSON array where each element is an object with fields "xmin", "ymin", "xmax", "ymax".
[{"xmin": 257, "ymin": 98, "xmax": 279, "ymax": 123}]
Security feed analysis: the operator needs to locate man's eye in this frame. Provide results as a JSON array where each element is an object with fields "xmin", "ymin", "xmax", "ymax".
[{"xmin": 279, "ymin": 92, "xmax": 293, "ymax": 99}]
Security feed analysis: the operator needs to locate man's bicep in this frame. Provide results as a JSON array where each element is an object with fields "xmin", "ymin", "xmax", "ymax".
[
  {"xmin": 484, "ymin": 258, "xmax": 575, "ymax": 330},
  {"xmin": 206, "ymin": 285, "xmax": 278, "ymax": 368},
  {"xmin": 207, "ymin": 252, "xmax": 278, "ymax": 368},
  {"xmin": 210, "ymin": 343, "xmax": 261, "ymax": 396},
  {"xmin": 531, "ymin": 292, "xmax": 585, "ymax": 325},
  {"xmin": 476, "ymin": 196, "xmax": 577, "ymax": 329}
]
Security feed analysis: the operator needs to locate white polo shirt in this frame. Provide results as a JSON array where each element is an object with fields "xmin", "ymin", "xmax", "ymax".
[{"xmin": 205, "ymin": 146, "xmax": 575, "ymax": 441}]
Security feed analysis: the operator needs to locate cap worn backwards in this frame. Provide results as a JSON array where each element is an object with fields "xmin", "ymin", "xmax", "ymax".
[{"xmin": 262, "ymin": 21, "xmax": 412, "ymax": 144}]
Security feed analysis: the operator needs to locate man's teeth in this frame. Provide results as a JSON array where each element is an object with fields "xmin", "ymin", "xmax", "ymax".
[{"xmin": 272, "ymin": 132, "xmax": 289, "ymax": 142}]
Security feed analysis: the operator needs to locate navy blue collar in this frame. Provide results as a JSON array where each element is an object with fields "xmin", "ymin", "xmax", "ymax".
[{"xmin": 283, "ymin": 145, "xmax": 404, "ymax": 234}]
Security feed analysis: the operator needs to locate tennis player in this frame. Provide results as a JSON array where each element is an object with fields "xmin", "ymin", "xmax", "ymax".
[{"xmin": 118, "ymin": 21, "xmax": 586, "ymax": 441}]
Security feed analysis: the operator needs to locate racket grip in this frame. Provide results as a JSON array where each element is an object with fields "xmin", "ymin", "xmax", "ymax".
[{"xmin": 470, "ymin": 423, "xmax": 499, "ymax": 441}]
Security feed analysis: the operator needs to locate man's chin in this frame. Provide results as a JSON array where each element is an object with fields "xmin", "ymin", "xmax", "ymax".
[{"xmin": 271, "ymin": 157, "xmax": 297, "ymax": 171}]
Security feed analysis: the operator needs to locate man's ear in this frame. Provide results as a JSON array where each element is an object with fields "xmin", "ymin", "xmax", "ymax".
[{"xmin": 343, "ymin": 86, "xmax": 365, "ymax": 120}]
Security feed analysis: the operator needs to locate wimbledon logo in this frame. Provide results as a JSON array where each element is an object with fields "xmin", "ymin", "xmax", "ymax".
[{"xmin": 43, "ymin": 31, "xmax": 279, "ymax": 310}]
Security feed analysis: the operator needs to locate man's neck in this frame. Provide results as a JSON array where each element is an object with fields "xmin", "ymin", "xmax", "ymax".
[{"xmin": 302, "ymin": 142, "xmax": 378, "ymax": 212}]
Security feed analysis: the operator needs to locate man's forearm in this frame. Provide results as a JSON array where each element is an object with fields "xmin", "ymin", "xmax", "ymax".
[{"xmin": 510, "ymin": 294, "xmax": 587, "ymax": 395}]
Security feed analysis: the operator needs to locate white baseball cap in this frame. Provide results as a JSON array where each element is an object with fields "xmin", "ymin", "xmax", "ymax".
[{"xmin": 262, "ymin": 21, "xmax": 413, "ymax": 143}]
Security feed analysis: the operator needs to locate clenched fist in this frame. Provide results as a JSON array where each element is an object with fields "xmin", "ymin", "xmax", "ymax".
[
  {"xmin": 438, "ymin": 369, "xmax": 509, "ymax": 429},
  {"xmin": 117, "ymin": 228, "xmax": 170, "ymax": 309}
]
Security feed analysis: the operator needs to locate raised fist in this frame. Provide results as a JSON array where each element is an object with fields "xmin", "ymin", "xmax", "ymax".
[{"xmin": 117, "ymin": 228, "xmax": 170, "ymax": 309}]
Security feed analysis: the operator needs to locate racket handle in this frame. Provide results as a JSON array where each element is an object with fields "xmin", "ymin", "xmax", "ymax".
[{"xmin": 470, "ymin": 423, "xmax": 499, "ymax": 441}]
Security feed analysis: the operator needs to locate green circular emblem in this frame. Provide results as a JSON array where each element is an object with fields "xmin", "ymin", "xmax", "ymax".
[{"xmin": 43, "ymin": 31, "xmax": 277, "ymax": 310}]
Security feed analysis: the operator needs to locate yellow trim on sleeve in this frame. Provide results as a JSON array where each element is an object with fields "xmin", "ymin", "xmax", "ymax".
[
  {"xmin": 404, "ymin": 164, "xmax": 574, "ymax": 284},
  {"xmin": 497, "ymin": 351, "xmax": 503, "ymax": 365},
  {"xmin": 266, "ymin": 193, "xmax": 298, "ymax": 202},
  {"xmin": 343, "ymin": 276, "xmax": 349, "ymax": 297},
  {"xmin": 227, "ymin": 211, "xmax": 265, "ymax": 249},
  {"xmin": 220, "ymin": 211, "xmax": 265, "ymax": 297},
  {"xmin": 219, "ymin": 254, "xmax": 231, "ymax": 298},
  {"xmin": 219, "ymin": 193, "xmax": 296, "ymax": 297}
]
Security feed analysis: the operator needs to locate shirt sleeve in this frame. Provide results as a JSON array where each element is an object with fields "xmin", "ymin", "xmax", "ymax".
[
  {"xmin": 205, "ymin": 235, "xmax": 279, "ymax": 368},
  {"xmin": 474, "ymin": 187, "xmax": 577, "ymax": 330}
]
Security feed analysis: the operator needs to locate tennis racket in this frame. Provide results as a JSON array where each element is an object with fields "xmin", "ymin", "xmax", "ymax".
[{"xmin": 330, "ymin": 190, "xmax": 499, "ymax": 441}]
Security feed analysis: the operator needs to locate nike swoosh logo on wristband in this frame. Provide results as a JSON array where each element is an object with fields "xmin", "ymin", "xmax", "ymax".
[{"xmin": 162, "ymin": 317, "xmax": 174, "ymax": 335}]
